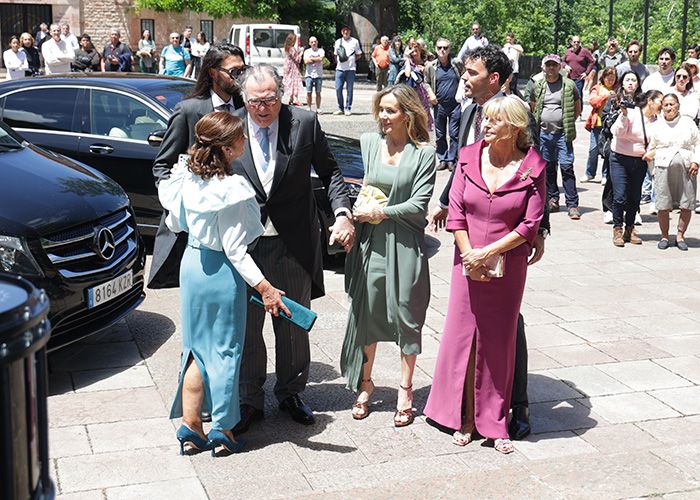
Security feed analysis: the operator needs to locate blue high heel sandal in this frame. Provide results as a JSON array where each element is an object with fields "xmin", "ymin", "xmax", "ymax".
[
  {"xmin": 208, "ymin": 429, "xmax": 245, "ymax": 456},
  {"xmin": 176, "ymin": 424, "xmax": 211, "ymax": 455}
]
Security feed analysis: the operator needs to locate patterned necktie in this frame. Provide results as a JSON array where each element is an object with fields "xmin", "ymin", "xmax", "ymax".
[
  {"xmin": 259, "ymin": 127, "xmax": 270, "ymax": 171},
  {"xmin": 217, "ymin": 102, "xmax": 232, "ymax": 114},
  {"xmin": 473, "ymin": 105, "xmax": 483, "ymax": 141}
]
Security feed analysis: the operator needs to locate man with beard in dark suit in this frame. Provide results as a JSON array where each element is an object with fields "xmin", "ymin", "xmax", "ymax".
[
  {"xmin": 149, "ymin": 43, "xmax": 248, "ymax": 289},
  {"xmin": 428, "ymin": 45, "xmax": 549, "ymax": 441},
  {"xmin": 231, "ymin": 64, "xmax": 355, "ymax": 432}
]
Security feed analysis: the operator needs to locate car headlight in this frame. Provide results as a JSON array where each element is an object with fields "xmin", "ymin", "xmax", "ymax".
[{"xmin": 0, "ymin": 236, "xmax": 43, "ymax": 276}]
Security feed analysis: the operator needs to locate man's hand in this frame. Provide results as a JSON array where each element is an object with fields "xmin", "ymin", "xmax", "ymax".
[
  {"xmin": 329, "ymin": 215, "xmax": 355, "ymax": 252},
  {"xmin": 428, "ymin": 206, "xmax": 448, "ymax": 232},
  {"xmin": 528, "ymin": 233, "xmax": 546, "ymax": 265}
]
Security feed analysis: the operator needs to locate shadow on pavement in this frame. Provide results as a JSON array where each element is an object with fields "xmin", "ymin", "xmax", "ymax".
[{"xmin": 47, "ymin": 310, "xmax": 175, "ymax": 395}]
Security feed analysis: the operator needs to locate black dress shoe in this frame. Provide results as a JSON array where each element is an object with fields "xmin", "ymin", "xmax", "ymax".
[
  {"xmin": 508, "ymin": 406, "xmax": 531, "ymax": 440},
  {"xmin": 279, "ymin": 394, "xmax": 315, "ymax": 425},
  {"xmin": 232, "ymin": 404, "xmax": 264, "ymax": 436},
  {"xmin": 447, "ymin": 162, "xmax": 455, "ymax": 172}
]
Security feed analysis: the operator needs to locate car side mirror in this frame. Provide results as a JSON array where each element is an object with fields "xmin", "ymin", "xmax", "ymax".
[{"xmin": 147, "ymin": 128, "xmax": 166, "ymax": 147}]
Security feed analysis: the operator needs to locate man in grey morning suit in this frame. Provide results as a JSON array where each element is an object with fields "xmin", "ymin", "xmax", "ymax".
[
  {"xmin": 232, "ymin": 65, "xmax": 355, "ymax": 433},
  {"xmin": 149, "ymin": 43, "xmax": 248, "ymax": 289},
  {"xmin": 428, "ymin": 45, "xmax": 550, "ymax": 440}
]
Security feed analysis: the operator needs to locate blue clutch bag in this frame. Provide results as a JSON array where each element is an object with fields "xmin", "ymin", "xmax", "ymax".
[{"xmin": 249, "ymin": 293, "xmax": 317, "ymax": 332}]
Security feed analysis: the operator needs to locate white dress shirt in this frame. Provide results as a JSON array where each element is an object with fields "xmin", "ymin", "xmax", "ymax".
[
  {"xmin": 211, "ymin": 92, "xmax": 234, "ymax": 112},
  {"xmin": 248, "ymin": 117, "xmax": 280, "ymax": 236}
]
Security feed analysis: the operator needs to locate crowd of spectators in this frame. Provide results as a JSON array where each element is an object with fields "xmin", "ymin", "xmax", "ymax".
[{"xmin": 2, "ymin": 22, "xmax": 211, "ymax": 79}]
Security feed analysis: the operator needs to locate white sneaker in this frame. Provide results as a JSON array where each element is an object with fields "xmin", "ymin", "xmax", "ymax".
[
  {"xmin": 634, "ymin": 212, "xmax": 642, "ymax": 225},
  {"xmin": 583, "ymin": 175, "xmax": 595, "ymax": 183},
  {"xmin": 344, "ymin": 110, "xmax": 352, "ymax": 116},
  {"xmin": 603, "ymin": 211, "xmax": 613, "ymax": 224},
  {"xmin": 695, "ymin": 205, "xmax": 700, "ymax": 214},
  {"xmin": 333, "ymin": 110, "xmax": 344, "ymax": 115},
  {"xmin": 600, "ymin": 176, "xmax": 607, "ymax": 185}
]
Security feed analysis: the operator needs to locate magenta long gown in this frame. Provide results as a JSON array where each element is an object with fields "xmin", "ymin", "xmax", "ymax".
[{"xmin": 424, "ymin": 140, "xmax": 546, "ymax": 439}]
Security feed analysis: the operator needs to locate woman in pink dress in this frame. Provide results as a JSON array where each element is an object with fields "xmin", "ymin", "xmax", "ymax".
[
  {"xmin": 283, "ymin": 33, "xmax": 303, "ymax": 105},
  {"xmin": 424, "ymin": 96, "xmax": 546, "ymax": 454}
]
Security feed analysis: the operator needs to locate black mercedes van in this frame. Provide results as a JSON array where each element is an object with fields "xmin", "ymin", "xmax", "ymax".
[{"xmin": 0, "ymin": 121, "xmax": 145, "ymax": 350}]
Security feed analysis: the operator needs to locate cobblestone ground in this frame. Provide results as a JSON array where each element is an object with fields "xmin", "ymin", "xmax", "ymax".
[{"xmin": 48, "ymin": 81, "xmax": 700, "ymax": 499}]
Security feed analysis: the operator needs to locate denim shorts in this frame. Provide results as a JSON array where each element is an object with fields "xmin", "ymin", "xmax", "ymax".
[{"xmin": 305, "ymin": 77, "xmax": 322, "ymax": 93}]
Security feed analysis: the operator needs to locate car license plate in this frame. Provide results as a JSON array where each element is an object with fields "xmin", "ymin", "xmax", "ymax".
[{"xmin": 87, "ymin": 271, "xmax": 133, "ymax": 309}]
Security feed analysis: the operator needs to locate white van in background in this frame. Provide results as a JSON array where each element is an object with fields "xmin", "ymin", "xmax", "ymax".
[{"xmin": 229, "ymin": 23, "xmax": 301, "ymax": 69}]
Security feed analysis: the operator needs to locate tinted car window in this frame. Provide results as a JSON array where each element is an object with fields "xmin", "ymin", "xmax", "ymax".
[
  {"xmin": 3, "ymin": 88, "xmax": 78, "ymax": 132},
  {"xmin": 136, "ymin": 80, "xmax": 193, "ymax": 111},
  {"xmin": 90, "ymin": 90, "xmax": 167, "ymax": 141}
]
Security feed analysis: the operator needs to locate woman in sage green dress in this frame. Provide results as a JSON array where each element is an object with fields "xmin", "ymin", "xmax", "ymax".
[{"xmin": 341, "ymin": 84, "xmax": 436, "ymax": 427}]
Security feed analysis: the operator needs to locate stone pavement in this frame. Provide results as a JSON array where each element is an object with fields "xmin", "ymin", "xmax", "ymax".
[{"xmin": 47, "ymin": 83, "xmax": 700, "ymax": 499}]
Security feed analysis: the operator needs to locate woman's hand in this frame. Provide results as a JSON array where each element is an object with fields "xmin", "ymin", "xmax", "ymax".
[
  {"xmin": 690, "ymin": 162, "xmax": 699, "ymax": 178},
  {"xmin": 353, "ymin": 206, "xmax": 387, "ymax": 224},
  {"xmin": 255, "ymin": 280, "xmax": 291, "ymax": 318},
  {"xmin": 467, "ymin": 266, "xmax": 491, "ymax": 282},
  {"xmin": 460, "ymin": 247, "xmax": 490, "ymax": 272},
  {"xmin": 642, "ymin": 150, "xmax": 656, "ymax": 161}
]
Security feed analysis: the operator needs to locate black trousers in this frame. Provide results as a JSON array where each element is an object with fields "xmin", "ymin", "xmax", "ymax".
[{"xmin": 511, "ymin": 314, "xmax": 528, "ymax": 408}]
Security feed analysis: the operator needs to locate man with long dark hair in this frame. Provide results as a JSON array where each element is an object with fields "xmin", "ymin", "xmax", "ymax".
[{"xmin": 149, "ymin": 43, "xmax": 247, "ymax": 289}]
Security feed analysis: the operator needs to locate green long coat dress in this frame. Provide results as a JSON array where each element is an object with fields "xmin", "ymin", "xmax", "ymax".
[{"xmin": 341, "ymin": 132, "xmax": 436, "ymax": 391}]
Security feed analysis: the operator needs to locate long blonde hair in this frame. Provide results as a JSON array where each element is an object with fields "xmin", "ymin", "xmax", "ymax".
[{"xmin": 372, "ymin": 84, "xmax": 430, "ymax": 146}]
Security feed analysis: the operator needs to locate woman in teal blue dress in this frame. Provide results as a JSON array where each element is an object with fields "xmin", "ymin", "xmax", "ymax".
[
  {"xmin": 159, "ymin": 112, "xmax": 289, "ymax": 455},
  {"xmin": 341, "ymin": 84, "xmax": 435, "ymax": 427}
]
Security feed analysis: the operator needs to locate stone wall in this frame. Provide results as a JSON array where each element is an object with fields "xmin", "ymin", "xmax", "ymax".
[{"xmin": 0, "ymin": 0, "xmax": 262, "ymax": 54}]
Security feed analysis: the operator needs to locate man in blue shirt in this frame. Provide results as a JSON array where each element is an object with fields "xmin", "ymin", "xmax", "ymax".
[{"xmin": 426, "ymin": 38, "xmax": 464, "ymax": 171}]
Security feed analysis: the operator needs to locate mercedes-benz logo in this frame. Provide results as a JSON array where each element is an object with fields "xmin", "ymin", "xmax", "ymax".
[{"xmin": 94, "ymin": 227, "xmax": 116, "ymax": 261}]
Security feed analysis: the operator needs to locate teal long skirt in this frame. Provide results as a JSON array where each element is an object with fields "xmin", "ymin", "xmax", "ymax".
[{"xmin": 169, "ymin": 243, "xmax": 246, "ymax": 430}]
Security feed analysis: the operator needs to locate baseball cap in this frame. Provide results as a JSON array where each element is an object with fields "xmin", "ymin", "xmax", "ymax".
[
  {"xmin": 685, "ymin": 57, "xmax": 699, "ymax": 68},
  {"xmin": 542, "ymin": 54, "xmax": 561, "ymax": 65}
]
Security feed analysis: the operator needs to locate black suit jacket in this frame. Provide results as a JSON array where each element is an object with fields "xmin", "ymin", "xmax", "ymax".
[
  {"xmin": 148, "ymin": 94, "xmax": 216, "ymax": 289},
  {"xmin": 231, "ymin": 105, "xmax": 352, "ymax": 299},
  {"xmin": 439, "ymin": 100, "xmax": 550, "ymax": 232}
]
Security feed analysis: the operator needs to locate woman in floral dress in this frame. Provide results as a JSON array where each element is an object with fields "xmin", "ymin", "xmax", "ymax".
[{"xmin": 283, "ymin": 33, "xmax": 304, "ymax": 105}]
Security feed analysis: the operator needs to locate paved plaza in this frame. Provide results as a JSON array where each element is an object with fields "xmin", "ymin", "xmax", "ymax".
[{"xmin": 48, "ymin": 82, "xmax": 700, "ymax": 499}]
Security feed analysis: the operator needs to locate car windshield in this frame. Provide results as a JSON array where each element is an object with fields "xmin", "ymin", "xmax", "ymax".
[{"xmin": 137, "ymin": 80, "xmax": 195, "ymax": 111}]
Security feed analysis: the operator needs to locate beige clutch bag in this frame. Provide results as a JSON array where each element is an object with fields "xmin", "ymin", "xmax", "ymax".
[
  {"xmin": 462, "ymin": 254, "xmax": 505, "ymax": 279},
  {"xmin": 352, "ymin": 185, "xmax": 388, "ymax": 224}
]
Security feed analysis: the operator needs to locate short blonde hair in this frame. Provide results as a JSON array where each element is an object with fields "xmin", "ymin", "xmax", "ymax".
[
  {"xmin": 372, "ymin": 84, "xmax": 430, "ymax": 146},
  {"xmin": 483, "ymin": 95, "xmax": 532, "ymax": 151}
]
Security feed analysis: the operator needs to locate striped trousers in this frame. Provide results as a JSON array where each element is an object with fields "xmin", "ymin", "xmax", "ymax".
[{"xmin": 240, "ymin": 236, "xmax": 312, "ymax": 409}]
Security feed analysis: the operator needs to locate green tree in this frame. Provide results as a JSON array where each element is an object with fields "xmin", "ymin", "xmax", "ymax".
[{"xmin": 133, "ymin": 0, "xmax": 285, "ymax": 20}]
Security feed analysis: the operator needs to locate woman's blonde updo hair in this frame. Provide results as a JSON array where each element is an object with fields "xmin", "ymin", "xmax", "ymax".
[
  {"xmin": 372, "ymin": 84, "xmax": 430, "ymax": 146},
  {"xmin": 187, "ymin": 112, "xmax": 245, "ymax": 180},
  {"xmin": 483, "ymin": 95, "xmax": 533, "ymax": 152}
]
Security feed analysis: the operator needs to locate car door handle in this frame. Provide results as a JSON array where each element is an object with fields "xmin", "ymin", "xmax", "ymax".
[{"xmin": 89, "ymin": 144, "xmax": 114, "ymax": 155}]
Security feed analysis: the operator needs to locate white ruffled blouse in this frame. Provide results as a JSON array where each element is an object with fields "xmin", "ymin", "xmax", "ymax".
[{"xmin": 158, "ymin": 155, "xmax": 265, "ymax": 287}]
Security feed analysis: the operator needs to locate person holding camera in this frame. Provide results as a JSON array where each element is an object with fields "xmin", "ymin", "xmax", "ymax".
[
  {"xmin": 72, "ymin": 34, "xmax": 101, "ymax": 72},
  {"xmin": 608, "ymin": 82, "xmax": 663, "ymax": 247}
]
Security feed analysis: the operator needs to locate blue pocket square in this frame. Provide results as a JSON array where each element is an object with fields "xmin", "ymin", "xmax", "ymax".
[{"xmin": 249, "ymin": 293, "xmax": 317, "ymax": 332}]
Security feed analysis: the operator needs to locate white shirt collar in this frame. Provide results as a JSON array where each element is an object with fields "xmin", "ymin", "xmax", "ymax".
[
  {"xmin": 211, "ymin": 92, "xmax": 232, "ymax": 110},
  {"xmin": 248, "ymin": 115, "xmax": 279, "ymax": 139}
]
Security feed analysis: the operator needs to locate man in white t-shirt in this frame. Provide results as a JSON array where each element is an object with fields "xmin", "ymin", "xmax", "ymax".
[
  {"xmin": 642, "ymin": 47, "xmax": 676, "ymax": 92},
  {"xmin": 304, "ymin": 36, "xmax": 325, "ymax": 113},
  {"xmin": 457, "ymin": 23, "xmax": 489, "ymax": 60},
  {"xmin": 42, "ymin": 23, "xmax": 75, "ymax": 74},
  {"xmin": 502, "ymin": 32, "xmax": 523, "ymax": 95},
  {"xmin": 60, "ymin": 23, "xmax": 79, "ymax": 52},
  {"xmin": 333, "ymin": 25, "xmax": 362, "ymax": 116}
]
